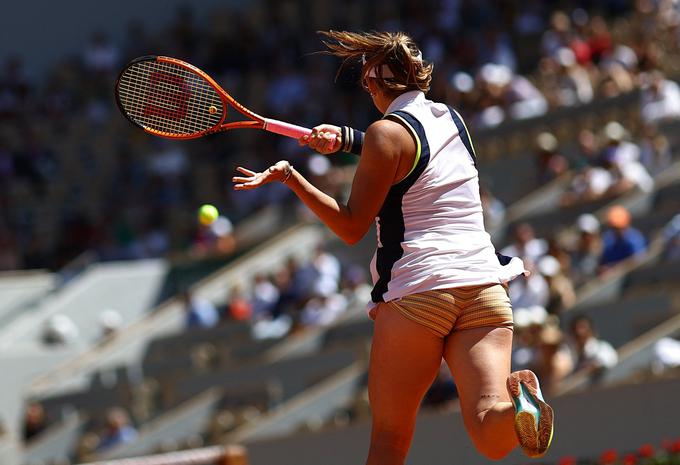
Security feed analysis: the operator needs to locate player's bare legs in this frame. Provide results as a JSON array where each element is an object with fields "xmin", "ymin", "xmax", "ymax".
[
  {"xmin": 444, "ymin": 326, "xmax": 518, "ymax": 460},
  {"xmin": 366, "ymin": 304, "xmax": 444, "ymax": 465}
]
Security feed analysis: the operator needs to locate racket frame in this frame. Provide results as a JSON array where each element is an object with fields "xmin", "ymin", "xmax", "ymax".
[{"xmin": 115, "ymin": 55, "xmax": 311, "ymax": 140}]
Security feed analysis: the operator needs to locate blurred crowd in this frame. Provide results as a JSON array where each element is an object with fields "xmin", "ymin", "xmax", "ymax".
[
  {"xmin": 181, "ymin": 244, "xmax": 372, "ymax": 339},
  {"xmin": 4, "ymin": 0, "xmax": 680, "ymax": 271}
]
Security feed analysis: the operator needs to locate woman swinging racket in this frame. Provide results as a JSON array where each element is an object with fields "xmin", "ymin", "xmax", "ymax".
[{"xmin": 233, "ymin": 30, "xmax": 554, "ymax": 465}]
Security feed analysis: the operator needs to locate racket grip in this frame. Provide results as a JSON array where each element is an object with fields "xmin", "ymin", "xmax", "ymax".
[{"xmin": 264, "ymin": 118, "xmax": 338, "ymax": 146}]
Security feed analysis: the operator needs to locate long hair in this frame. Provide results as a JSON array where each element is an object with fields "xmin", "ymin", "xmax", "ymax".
[{"xmin": 319, "ymin": 30, "xmax": 433, "ymax": 94}]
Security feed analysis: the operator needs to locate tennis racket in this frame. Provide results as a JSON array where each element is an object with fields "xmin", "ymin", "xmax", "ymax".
[{"xmin": 115, "ymin": 55, "xmax": 330, "ymax": 142}]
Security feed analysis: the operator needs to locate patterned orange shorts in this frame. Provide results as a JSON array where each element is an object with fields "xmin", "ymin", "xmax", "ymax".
[{"xmin": 386, "ymin": 283, "xmax": 513, "ymax": 338}]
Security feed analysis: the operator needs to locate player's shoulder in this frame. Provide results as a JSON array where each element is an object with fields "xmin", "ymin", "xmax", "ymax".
[{"xmin": 365, "ymin": 117, "xmax": 410, "ymax": 144}]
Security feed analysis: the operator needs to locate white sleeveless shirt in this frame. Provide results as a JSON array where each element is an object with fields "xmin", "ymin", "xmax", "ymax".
[{"xmin": 369, "ymin": 91, "xmax": 525, "ymax": 305}]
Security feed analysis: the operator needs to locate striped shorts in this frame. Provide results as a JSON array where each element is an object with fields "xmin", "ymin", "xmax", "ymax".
[{"xmin": 386, "ymin": 283, "xmax": 513, "ymax": 338}]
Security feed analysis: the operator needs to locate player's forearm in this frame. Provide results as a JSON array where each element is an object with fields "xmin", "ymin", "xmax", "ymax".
[{"xmin": 285, "ymin": 168, "xmax": 367, "ymax": 245}]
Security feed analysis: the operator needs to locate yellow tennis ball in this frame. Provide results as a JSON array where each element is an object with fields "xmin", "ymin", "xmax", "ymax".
[{"xmin": 198, "ymin": 204, "xmax": 219, "ymax": 225}]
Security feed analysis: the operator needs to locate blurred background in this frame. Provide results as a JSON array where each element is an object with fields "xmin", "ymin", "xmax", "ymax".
[{"xmin": 1, "ymin": 0, "xmax": 680, "ymax": 464}]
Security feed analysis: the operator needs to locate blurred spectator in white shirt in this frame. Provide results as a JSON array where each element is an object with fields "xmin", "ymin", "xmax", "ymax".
[
  {"xmin": 507, "ymin": 271, "xmax": 550, "ymax": 313},
  {"xmin": 553, "ymin": 47, "xmax": 594, "ymax": 106},
  {"xmin": 501, "ymin": 222, "xmax": 548, "ymax": 264},
  {"xmin": 99, "ymin": 309, "xmax": 123, "ymax": 340},
  {"xmin": 311, "ymin": 245, "xmax": 341, "ymax": 297},
  {"xmin": 251, "ymin": 273, "xmax": 280, "ymax": 321},
  {"xmin": 599, "ymin": 121, "xmax": 654, "ymax": 194},
  {"xmin": 300, "ymin": 293, "xmax": 348, "ymax": 327},
  {"xmin": 640, "ymin": 70, "xmax": 680, "ymax": 124},
  {"xmin": 182, "ymin": 291, "xmax": 219, "ymax": 329},
  {"xmin": 569, "ymin": 214, "xmax": 603, "ymax": 285},
  {"xmin": 568, "ymin": 314, "xmax": 618, "ymax": 373},
  {"xmin": 42, "ymin": 314, "xmax": 79, "ymax": 346},
  {"xmin": 476, "ymin": 64, "xmax": 548, "ymax": 127},
  {"xmin": 536, "ymin": 255, "xmax": 576, "ymax": 314}
]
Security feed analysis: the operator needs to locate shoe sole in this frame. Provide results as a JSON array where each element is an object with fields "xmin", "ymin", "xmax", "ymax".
[{"xmin": 507, "ymin": 370, "xmax": 554, "ymax": 458}]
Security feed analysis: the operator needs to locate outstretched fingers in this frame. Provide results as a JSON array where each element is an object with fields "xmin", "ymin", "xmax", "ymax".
[
  {"xmin": 232, "ymin": 166, "xmax": 262, "ymax": 190},
  {"xmin": 236, "ymin": 166, "xmax": 257, "ymax": 176}
]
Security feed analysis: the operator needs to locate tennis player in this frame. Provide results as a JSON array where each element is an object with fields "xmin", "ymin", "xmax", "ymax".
[{"xmin": 233, "ymin": 30, "xmax": 553, "ymax": 465}]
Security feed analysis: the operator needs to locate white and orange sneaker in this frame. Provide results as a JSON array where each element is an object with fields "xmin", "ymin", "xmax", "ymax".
[{"xmin": 507, "ymin": 370, "xmax": 554, "ymax": 458}]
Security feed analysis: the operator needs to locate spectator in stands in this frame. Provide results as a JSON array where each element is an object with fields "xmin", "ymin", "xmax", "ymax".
[
  {"xmin": 512, "ymin": 305, "xmax": 549, "ymax": 372},
  {"xmin": 75, "ymin": 432, "xmax": 101, "ymax": 462},
  {"xmin": 599, "ymin": 205, "xmax": 647, "ymax": 273},
  {"xmin": 476, "ymin": 63, "xmax": 548, "ymax": 128},
  {"xmin": 535, "ymin": 131, "xmax": 569, "ymax": 184},
  {"xmin": 507, "ymin": 265, "xmax": 550, "ymax": 316},
  {"xmin": 640, "ymin": 70, "xmax": 680, "ymax": 124},
  {"xmin": 479, "ymin": 185, "xmax": 506, "ymax": 232},
  {"xmin": 225, "ymin": 285, "xmax": 253, "ymax": 322},
  {"xmin": 536, "ymin": 255, "xmax": 576, "ymax": 314},
  {"xmin": 41, "ymin": 314, "xmax": 79, "ymax": 346},
  {"xmin": 192, "ymin": 211, "xmax": 236, "ymax": 258},
  {"xmin": 585, "ymin": 14, "xmax": 613, "ymax": 64},
  {"xmin": 311, "ymin": 244, "xmax": 342, "ymax": 297},
  {"xmin": 300, "ymin": 292, "xmax": 348, "ymax": 327},
  {"xmin": 552, "ymin": 47, "xmax": 594, "ymax": 106},
  {"xmin": 501, "ymin": 222, "xmax": 548, "ymax": 265},
  {"xmin": 541, "ymin": 11, "xmax": 575, "ymax": 60},
  {"xmin": 599, "ymin": 121, "xmax": 654, "ymax": 195},
  {"xmin": 560, "ymin": 128, "xmax": 612, "ymax": 207},
  {"xmin": 250, "ymin": 273, "xmax": 280, "ymax": 321},
  {"xmin": 546, "ymin": 235, "xmax": 572, "ymax": 275},
  {"xmin": 663, "ymin": 214, "xmax": 680, "ymax": 262},
  {"xmin": 569, "ymin": 213, "xmax": 603, "ymax": 285},
  {"xmin": 96, "ymin": 407, "xmax": 138, "ymax": 453},
  {"xmin": 638, "ymin": 124, "xmax": 672, "ymax": 176},
  {"xmin": 573, "ymin": 128, "xmax": 601, "ymax": 171},
  {"xmin": 182, "ymin": 290, "xmax": 219, "ymax": 329},
  {"xmin": 530, "ymin": 323, "xmax": 574, "ymax": 395},
  {"xmin": 99, "ymin": 309, "xmax": 123, "ymax": 340},
  {"xmin": 567, "ymin": 314, "xmax": 618, "ymax": 373},
  {"xmin": 22, "ymin": 402, "xmax": 47, "ymax": 442}
]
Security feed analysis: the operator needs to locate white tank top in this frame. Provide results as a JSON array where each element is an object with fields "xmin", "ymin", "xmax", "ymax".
[{"xmin": 369, "ymin": 91, "xmax": 525, "ymax": 304}]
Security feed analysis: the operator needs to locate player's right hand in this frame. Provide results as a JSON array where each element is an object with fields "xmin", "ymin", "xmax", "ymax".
[{"xmin": 300, "ymin": 124, "xmax": 342, "ymax": 154}]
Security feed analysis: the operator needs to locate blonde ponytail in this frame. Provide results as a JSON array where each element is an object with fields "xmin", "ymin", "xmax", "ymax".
[{"xmin": 319, "ymin": 30, "xmax": 433, "ymax": 94}]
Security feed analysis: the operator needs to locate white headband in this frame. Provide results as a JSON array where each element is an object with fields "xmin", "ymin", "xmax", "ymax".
[{"xmin": 362, "ymin": 50, "xmax": 423, "ymax": 79}]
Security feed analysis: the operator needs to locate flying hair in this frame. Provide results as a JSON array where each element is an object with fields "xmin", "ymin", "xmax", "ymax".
[{"xmin": 318, "ymin": 30, "xmax": 433, "ymax": 94}]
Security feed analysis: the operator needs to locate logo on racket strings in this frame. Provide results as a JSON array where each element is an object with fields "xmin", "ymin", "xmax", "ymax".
[{"xmin": 143, "ymin": 71, "xmax": 191, "ymax": 120}]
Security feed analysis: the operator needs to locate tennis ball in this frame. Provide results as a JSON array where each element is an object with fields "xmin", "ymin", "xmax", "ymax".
[{"xmin": 198, "ymin": 204, "xmax": 219, "ymax": 225}]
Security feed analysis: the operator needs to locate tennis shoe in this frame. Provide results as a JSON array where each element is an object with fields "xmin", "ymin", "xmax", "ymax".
[{"xmin": 506, "ymin": 370, "xmax": 554, "ymax": 458}]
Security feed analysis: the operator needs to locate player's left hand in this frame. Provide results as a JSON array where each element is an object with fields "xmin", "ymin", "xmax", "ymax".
[{"xmin": 232, "ymin": 161, "xmax": 291, "ymax": 190}]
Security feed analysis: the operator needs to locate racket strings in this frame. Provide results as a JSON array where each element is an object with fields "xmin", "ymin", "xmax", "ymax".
[{"xmin": 117, "ymin": 60, "xmax": 224, "ymax": 136}]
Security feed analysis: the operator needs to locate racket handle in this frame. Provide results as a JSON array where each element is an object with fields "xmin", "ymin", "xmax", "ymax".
[
  {"xmin": 264, "ymin": 118, "xmax": 311, "ymax": 138},
  {"xmin": 264, "ymin": 118, "xmax": 338, "ymax": 146}
]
